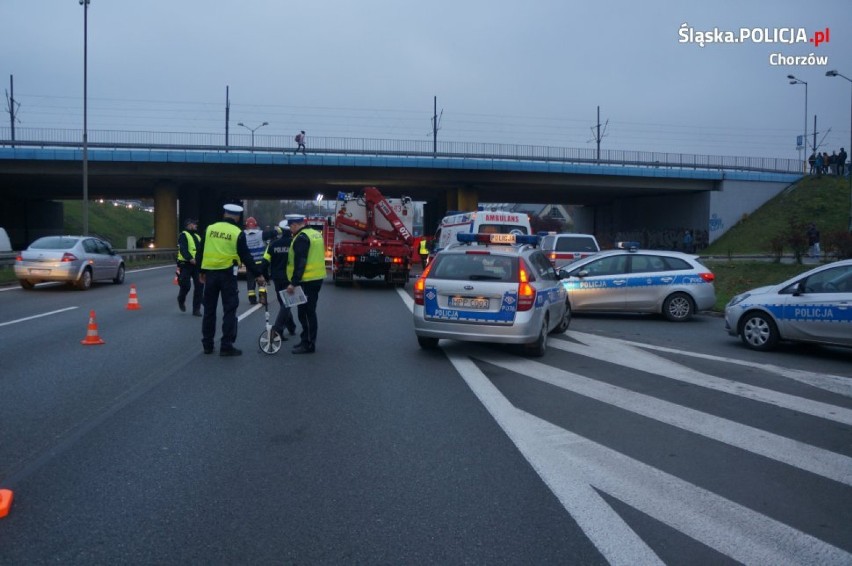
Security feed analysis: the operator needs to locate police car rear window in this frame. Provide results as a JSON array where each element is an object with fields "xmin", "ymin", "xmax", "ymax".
[
  {"xmin": 430, "ymin": 254, "xmax": 517, "ymax": 281},
  {"xmin": 554, "ymin": 236, "xmax": 598, "ymax": 252}
]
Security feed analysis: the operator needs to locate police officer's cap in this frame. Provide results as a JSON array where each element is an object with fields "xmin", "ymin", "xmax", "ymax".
[
  {"xmin": 184, "ymin": 218, "xmax": 198, "ymax": 227},
  {"xmin": 223, "ymin": 203, "xmax": 243, "ymax": 214},
  {"xmin": 285, "ymin": 214, "xmax": 306, "ymax": 224},
  {"xmin": 278, "ymin": 219, "xmax": 289, "ymax": 229}
]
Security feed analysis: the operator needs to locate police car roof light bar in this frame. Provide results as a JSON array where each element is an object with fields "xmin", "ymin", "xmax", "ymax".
[{"xmin": 615, "ymin": 241, "xmax": 641, "ymax": 251}]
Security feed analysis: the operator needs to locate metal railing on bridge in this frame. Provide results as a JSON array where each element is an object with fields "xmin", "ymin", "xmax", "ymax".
[{"xmin": 0, "ymin": 126, "xmax": 804, "ymax": 175}]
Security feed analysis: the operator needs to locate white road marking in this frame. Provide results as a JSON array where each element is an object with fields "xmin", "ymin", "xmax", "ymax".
[
  {"xmin": 447, "ymin": 350, "xmax": 852, "ymax": 565},
  {"xmin": 558, "ymin": 331, "xmax": 852, "ymax": 424},
  {"xmin": 0, "ymin": 306, "xmax": 78, "ymax": 327},
  {"xmin": 480, "ymin": 349, "xmax": 852, "ymax": 486},
  {"xmin": 574, "ymin": 331, "xmax": 852, "ymax": 397},
  {"xmin": 446, "ymin": 352, "xmax": 664, "ymax": 566}
]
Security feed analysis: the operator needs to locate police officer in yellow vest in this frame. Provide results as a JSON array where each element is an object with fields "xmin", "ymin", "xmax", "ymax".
[
  {"xmin": 418, "ymin": 236, "xmax": 430, "ymax": 269},
  {"xmin": 196, "ymin": 203, "xmax": 266, "ymax": 356},
  {"xmin": 284, "ymin": 214, "xmax": 325, "ymax": 354},
  {"xmin": 176, "ymin": 217, "xmax": 204, "ymax": 316}
]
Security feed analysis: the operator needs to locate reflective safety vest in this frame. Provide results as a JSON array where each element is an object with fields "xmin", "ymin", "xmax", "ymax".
[
  {"xmin": 177, "ymin": 230, "xmax": 200, "ymax": 262},
  {"xmin": 419, "ymin": 239, "xmax": 429, "ymax": 254},
  {"xmin": 201, "ymin": 221, "xmax": 242, "ymax": 270},
  {"xmin": 244, "ymin": 228, "xmax": 265, "ymax": 263},
  {"xmin": 287, "ymin": 228, "xmax": 325, "ymax": 282}
]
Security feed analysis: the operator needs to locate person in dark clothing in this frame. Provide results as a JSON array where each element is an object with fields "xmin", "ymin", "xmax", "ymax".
[
  {"xmin": 838, "ymin": 148, "xmax": 848, "ymax": 177},
  {"xmin": 196, "ymin": 203, "xmax": 266, "ymax": 356},
  {"xmin": 807, "ymin": 223, "xmax": 821, "ymax": 260},
  {"xmin": 808, "ymin": 153, "xmax": 817, "ymax": 175},
  {"xmin": 260, "ymin": 219, "xmax": 297, "ymax": 340},
  {"xmin": 176, "ymin": 218, "xmax": 204, "ymax": 316},
  {"xmin": 284, "ymin": 214, "xmax": 325, "ymax": 354}
]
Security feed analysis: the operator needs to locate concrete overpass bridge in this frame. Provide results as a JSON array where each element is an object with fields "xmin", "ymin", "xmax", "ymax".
[{"xmin": 0, "ymin": 128, "xmax": 802, "ymax": 249}]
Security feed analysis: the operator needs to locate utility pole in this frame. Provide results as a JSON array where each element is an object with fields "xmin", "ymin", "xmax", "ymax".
[
  {"xmin": 432, "ymin": 96, "xmax": 437, "ymax": 157},
  {"xmin": 225, "ymin": 85, "xmax": 230, "ymax": 151},
  {"xmin": 6, "ymin": 75, "xmax": 21, "ymax": 147},
  {"xmin": 590, "ymin": 105, "xmax": 608, "ymax": 162}
]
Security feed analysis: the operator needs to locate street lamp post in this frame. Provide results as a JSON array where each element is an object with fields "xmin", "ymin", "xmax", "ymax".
[
  {"xmin": 80, "ymin": 0, "xmax": 90, "ymax": 235},
  {"xmin": 788, "ymin": 75, "xmax": 808, "ymax": 172},
  {"xmin": 237, "ymin": 121, "xmax": 268, "ymax": 151},
  {"xmin": 826, "ymin": 70, "xmax": 852, "ymax": 232}
]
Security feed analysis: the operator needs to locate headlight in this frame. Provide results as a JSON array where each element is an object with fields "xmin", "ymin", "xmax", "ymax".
[{"xmin": 726, "ymin": 293, "xmax": 750, "ymax": 308}]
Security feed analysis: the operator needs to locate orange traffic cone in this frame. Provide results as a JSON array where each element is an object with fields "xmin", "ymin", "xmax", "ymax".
[
  {"xmin": 126, "ymin": 284, "xmax": 141, "ymax": 310},
  {"xmin": 0, "ymin": 489, "xmax": 13, "ymax": 519},
  {"xmin": 81, "ymin": 310, "xmax": 105, "ymax": 345}
]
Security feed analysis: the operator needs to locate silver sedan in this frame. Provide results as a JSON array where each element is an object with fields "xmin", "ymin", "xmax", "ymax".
[{"xmin": 15, "ymin": 235, "xmax": 126, "ymax": 290}]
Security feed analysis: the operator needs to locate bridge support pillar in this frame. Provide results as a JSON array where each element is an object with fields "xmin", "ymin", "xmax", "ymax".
[
  {"xmin": 456, "ymin": 186, "xmax": 478, "ymax": 213},
  {"xmin": 153, "ymin": 183, "xmax": 178, "ymax": 249}
]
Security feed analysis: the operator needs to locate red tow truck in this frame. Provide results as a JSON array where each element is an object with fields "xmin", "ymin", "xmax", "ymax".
[{"xmin": 332, "ymin": 187, "xmax": 414, "ymax": 286}]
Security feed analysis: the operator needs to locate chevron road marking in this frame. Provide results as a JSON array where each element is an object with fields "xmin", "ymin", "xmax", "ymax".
[
  {"xmin": 447, "ymin": 349, "xmax": 852, "ymax": 565},
  {"xmin": 558, "ymin": 331, "xmax": 852, "ymax": 425}
]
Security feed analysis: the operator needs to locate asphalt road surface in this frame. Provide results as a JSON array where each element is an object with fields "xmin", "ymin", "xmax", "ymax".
[{"xmin": 1, "ymin": 266, "xmax": 850, "ymax": 565}]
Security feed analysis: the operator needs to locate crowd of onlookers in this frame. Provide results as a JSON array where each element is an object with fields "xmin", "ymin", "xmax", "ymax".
[{"xmin": 808, "ymin": 148, "xmax": 848, "ymax": 177}]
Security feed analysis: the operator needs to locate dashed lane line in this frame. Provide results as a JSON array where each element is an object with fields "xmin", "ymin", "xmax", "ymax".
[{"xmin": 0, "ymin": 306, "xmax": 78, "ymax": 327}]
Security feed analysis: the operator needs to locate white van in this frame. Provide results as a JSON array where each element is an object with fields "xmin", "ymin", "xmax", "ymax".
[
  {"xmin": 0, "ymin": 228, "xmax": 11, "ymax": 252},
  {"xmin": 431, "ymin": 210, "xmax": 532, "ymax": 255}
]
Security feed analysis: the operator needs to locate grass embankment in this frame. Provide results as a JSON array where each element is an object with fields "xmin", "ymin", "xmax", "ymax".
[{"xmin": 703, "ymin": 175, "xmax": 849, "ymax": 256}]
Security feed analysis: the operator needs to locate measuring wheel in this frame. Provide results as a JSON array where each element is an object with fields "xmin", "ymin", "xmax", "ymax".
[{"xmin": 258, "ymin": 327, "xmax": 282, "ymax": 354}]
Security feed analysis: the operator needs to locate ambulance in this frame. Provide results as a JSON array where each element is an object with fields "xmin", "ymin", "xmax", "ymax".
[{"xmin": 431, "ymin": 210, "xmax": 532, "ymax": 257}]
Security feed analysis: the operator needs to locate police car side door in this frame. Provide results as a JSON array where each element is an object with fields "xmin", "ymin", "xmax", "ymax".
[
  {"xmin": 623, "ymin": 253, "xmax": 670, "ymax": 310},
  {"xmin": 563, "ymin": 254, "xmax": 629, "ymax": 312},
  {"xmin": 782, "ymin": 264, "xmax": 852, "ymax": 346}
]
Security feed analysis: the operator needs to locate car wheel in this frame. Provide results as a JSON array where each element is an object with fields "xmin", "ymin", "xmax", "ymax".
[
  {"xmin": 113, "ymin": 264, "xmax": 126, "ymax": 284},
  {"xmin": 76, "ymin": 268, "xmax": 93, "ymax": 290},
  {"xmin": 19, "ymin": 279, "xmax": 35, "ymax": 290},
  {"xmin": 740, "ymin": 311, "xmax": 780, "ymax": 351},
  {"xmin": 663, "ymin": 292, "xmax": 694, "ymax": 322},
  {"xmin": 550, "ymin": 302, "xmax": 571, "ymax": 334},
  {"xmin": 417, "ymin": 336, "xmax": 439, "ymax": 350},
  {"xmin": 525, "ymin": 316, "xmax": 548, "ymax": 357}
]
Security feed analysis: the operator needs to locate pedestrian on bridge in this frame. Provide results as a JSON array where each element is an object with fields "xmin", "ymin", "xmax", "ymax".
[
  {"xmin": 197, "ymin": 203, "xmax": 266, "ymax": 357},
  {"xmin": 176, "ymin": 218, "xmax": 204, "ymax": 316},
  {"xmin": 294, "ymin": 131, "xmax": 306, "ymax": 155}
]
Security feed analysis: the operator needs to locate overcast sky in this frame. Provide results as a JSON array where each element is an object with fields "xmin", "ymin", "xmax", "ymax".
[{"xmin": 2, "ymin": 0, "xmax": 850, "ymax": 160}]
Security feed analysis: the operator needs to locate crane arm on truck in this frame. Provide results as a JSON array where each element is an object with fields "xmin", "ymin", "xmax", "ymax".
[{"xmin": 362, "ymin": 187, "xmax": 414, "ymax": 245}]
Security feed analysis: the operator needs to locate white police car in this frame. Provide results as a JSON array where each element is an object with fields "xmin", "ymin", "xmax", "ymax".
[
  {"xmin": 725, "ymin": 259, "xmax": 852, "ymax": 351},
  {"xmin": 556, "ymin": 243, "xmax": 716, "ymax": 321},
  {"xmin": 413, "ymin": 232, "xmax": 570, "ymax": 356}
]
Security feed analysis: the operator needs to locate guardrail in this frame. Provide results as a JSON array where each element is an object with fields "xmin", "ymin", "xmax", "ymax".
[
  {"xmin": 0, "ymin": 126, "xmax": 804, "ymax": 175},
  {"xmin": 0, "ymin": 248, "xmax": 177, "ymax": 268}
]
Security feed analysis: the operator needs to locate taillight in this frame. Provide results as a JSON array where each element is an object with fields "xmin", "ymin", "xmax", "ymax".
[
  {"xmin": 61, "ymin": 253, "xmax": 78, "ymax": 262},
  {"xmin": 414, "ymin": 262, "xmax": 433, "ymax": 305},
  {"xmin": 517, "ymin": 264, "xmax": 536, "ymax": 311},
  {"xmin": 345, "ymin": 255, "xmax": 356, "ymax": 263},
  {"xmin": 700, "ymin": 272, "xmax": 715, "ymax": 283}
]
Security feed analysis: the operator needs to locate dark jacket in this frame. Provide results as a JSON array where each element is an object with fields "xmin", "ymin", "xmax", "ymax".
[{"xmin": 261, "ymin": 231, "xmax": 293, "ymax": 281}]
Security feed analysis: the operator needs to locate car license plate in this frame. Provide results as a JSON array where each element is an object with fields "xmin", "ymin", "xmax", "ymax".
[
  {"xmin": 29, "ymin": 268, "xmax": 49, "ymax": 275},
  {"xmin": 449, "ymin": 296, "xmax": 489, "ymax": 309}
]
